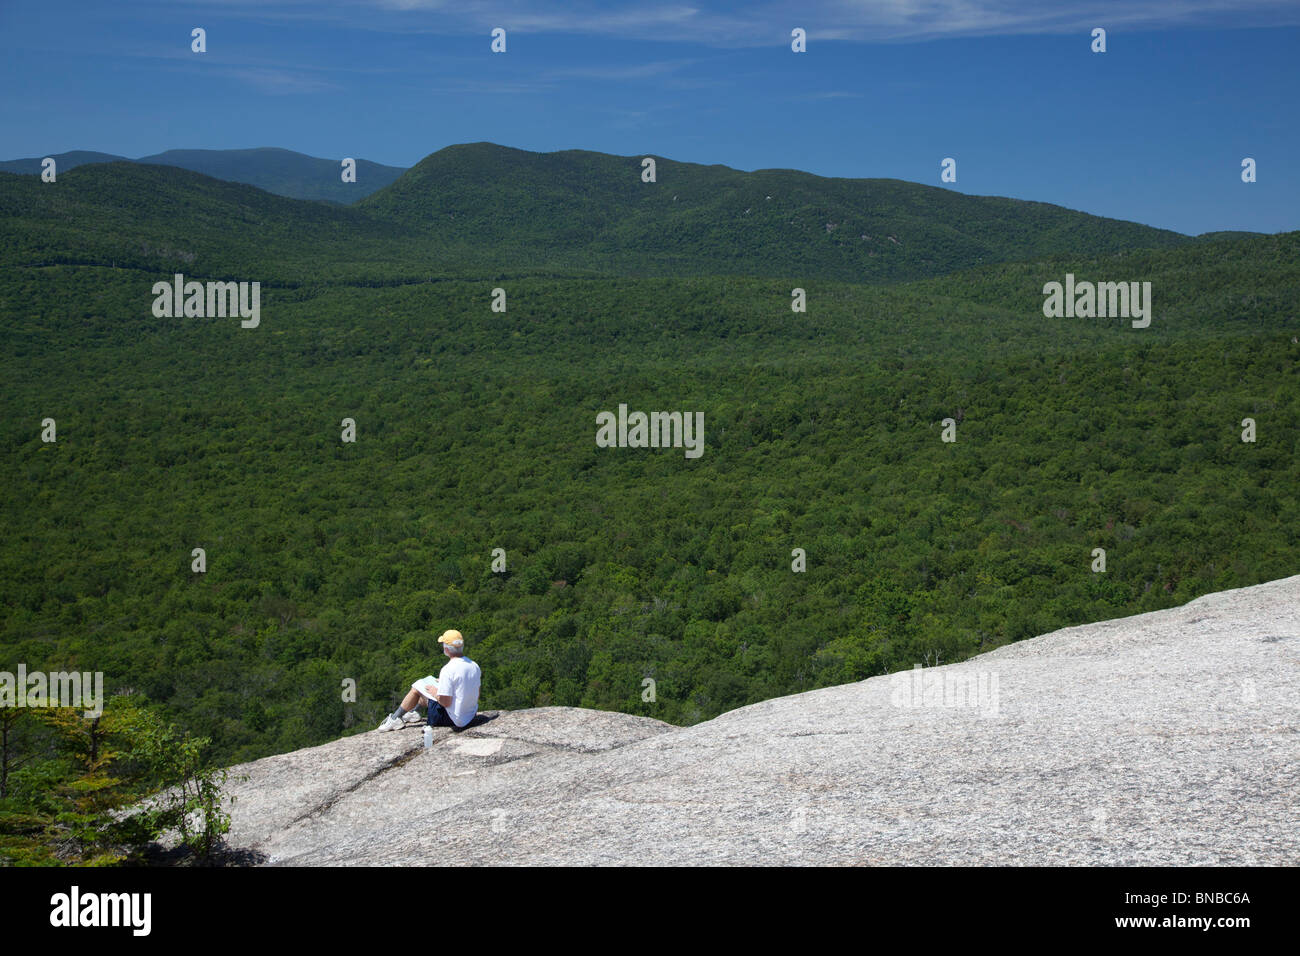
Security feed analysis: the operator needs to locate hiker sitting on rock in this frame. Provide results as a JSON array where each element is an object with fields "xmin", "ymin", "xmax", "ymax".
[{"xmin": 377, "ymin": 629, "xmax": 482, "ymax": 732}]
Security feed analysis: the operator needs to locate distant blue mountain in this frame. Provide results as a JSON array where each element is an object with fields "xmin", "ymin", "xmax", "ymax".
[{"xmin": 0, "ymin": 147, "xmax": 405, "ymax": 202}]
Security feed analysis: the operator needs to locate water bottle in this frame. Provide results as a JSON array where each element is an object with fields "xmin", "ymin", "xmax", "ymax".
[{"xmin": 423, "ymin": 726, "xmax": 433, "ymax": 749}]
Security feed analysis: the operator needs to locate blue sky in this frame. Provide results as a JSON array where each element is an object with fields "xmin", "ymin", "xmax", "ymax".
[{"xmin": 1, "ymin": 0, "xmax": 1297, "ymax": 235}]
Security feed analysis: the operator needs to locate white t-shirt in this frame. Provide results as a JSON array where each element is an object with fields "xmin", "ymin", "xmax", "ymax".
[{"xmin": 436, "ymin": 655, "xmax": 481, "ymax": 728}]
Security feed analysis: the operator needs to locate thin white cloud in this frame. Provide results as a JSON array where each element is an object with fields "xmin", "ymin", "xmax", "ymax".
[
  {"xmin": 133, "ymin": 0, "xmax": 1300, "ymax": 45},
  {"xmin": 425, "ymin": 77, "xmax": 556, "ymax": 95},
  {"xmin": 81, "ymin": 44, "xmax": 346, "ymax": 95},
  {"xmin": 323, "ymin": 0, "xmax": 1300, "ymax": 45},
  {"xmin": 543, "ymin": 58, "xmax": 698, "ymax": 80},
  {"xmin": 785, "ymin": 90, "xmax": 865, "ymax": 100},
  {"xmin": 823, "ymin": 0, "xmax": 1300, "ymax": 40},
  {"xmin": 230, "ymin": 67, "xmax": 340, "ymax": 94}
]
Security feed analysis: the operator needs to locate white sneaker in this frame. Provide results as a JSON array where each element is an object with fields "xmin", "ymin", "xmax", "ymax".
[
  {"xmin": 376, "ymin": 714, "xmax": 403, "ymax": 732},
  {"xmin": 401, "ymin": 711, "xmax": 424, "ymax": 725}
]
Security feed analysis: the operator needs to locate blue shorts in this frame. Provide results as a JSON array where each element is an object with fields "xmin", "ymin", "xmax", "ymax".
[{"xmin": 427, "ymin": 701, "xmax": 458, "ymax": 728}]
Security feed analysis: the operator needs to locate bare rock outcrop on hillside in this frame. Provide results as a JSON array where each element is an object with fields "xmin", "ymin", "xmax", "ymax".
[{"xmin": 220, "ymin": 575, "xmax": 1300, "ymax": 865}]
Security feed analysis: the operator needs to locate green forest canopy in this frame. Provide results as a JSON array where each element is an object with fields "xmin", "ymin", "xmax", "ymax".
[{"xmin": 0, "ymin": 153, "xmax": 1296, "ymax": 766}]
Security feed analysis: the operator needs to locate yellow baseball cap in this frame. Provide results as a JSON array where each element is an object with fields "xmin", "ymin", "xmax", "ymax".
[{"xmin": 438, "ymin": 629, "xmax": 464, "ymax": 646}]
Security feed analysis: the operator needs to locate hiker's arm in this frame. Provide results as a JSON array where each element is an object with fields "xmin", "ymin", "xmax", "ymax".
[{"xmin": 436, "ymin": 675, "xmax": 456, "ymax": 708}]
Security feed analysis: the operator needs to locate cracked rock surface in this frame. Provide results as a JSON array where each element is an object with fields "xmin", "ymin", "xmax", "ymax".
[{"xmin": 222, "ymin": 574, "xmax": 1300, "ymax": 865}]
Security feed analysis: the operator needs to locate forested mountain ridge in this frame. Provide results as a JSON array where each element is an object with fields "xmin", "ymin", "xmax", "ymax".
[
  {"xmin": 0, "ymin": 150, "xmax": 129, "ymax": 173},
  {"xmin": 1, "ymin": 141, "xmax": 1226, "ymax": 285},
  {"xmin": 0, "ymin": 147, "xmax": 405, "ymax": 203},
  {"xmin": 359, "ymin": 142, "xmax": 1199, "ymax": 282},
  {"xmin": 0, "ymin": 143, "xmax": 1296, "ymax": 774},
  {"xmin": 0, "ymin": 163, "xmax": 422, "ymax": 280}
]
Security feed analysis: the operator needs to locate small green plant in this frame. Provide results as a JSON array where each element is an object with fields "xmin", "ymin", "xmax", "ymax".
[
  {"xmin": 0, "ymin": 695, "xmax": 232, "ymax": 865},
  {"xmin": 134, "ymin": 722, "xmax": 232, "ymax": 860}
]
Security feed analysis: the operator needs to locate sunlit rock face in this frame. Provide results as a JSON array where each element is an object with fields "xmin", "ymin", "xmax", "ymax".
[{"xmin": 221, "ymin": 575, "xmax": 1300, "ymax": 865}]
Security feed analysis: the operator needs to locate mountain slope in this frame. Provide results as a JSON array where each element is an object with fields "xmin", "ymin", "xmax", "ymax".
[
  {"xmin": 0, "ymin": 147, "xmax": 405, "ymax": 202},
  {"xmin": 217, "ymin": 573, "xmax": 1300, "ymax": 865},
  {"xmin": 360, "ymin": 141, "xmax": 1196, "ymax": 282},
  {"xmin": 0, "ymin": 150, "xmax": 128, "ymax": 174},
  {"xmin": 0, "ymin": 162, "xmax": 419, "ymax": 277},
  {"xmin": 135, "ymin": 147, "xmax": 405, "ymax": 203},
  {"xmin": 2, "ymin": 143, "xmax": 1297, "ymax": 768},
  {"xmin": 4, "ymin": 245, "xmax": 1295, "ymax": 758},
  {"xmin": 5, "ymin": 142, "xmax": 1258, "ymax": 285},
  {"xmin": 2, "ymin": 142, "xmax": 1267, "ymax": 282}
]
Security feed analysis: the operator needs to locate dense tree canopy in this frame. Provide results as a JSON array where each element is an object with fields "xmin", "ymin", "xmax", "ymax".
[{"xmin": 1, "ymin": 161, "xmax": 1296, "ymax": 774}]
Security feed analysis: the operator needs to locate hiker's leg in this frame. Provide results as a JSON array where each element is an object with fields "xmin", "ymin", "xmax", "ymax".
[
  {"xmin": 380, "ymin": 687, "xmax": 427, "ymax": 730},
  {"xmin": 400, "ymin": 687, "xmax": 425, "ymax": 711}
]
